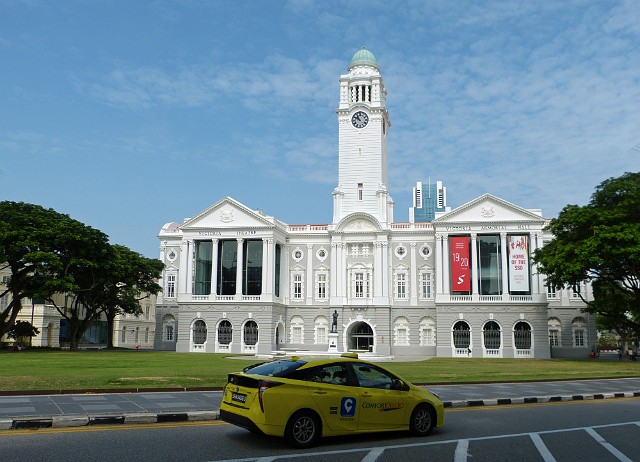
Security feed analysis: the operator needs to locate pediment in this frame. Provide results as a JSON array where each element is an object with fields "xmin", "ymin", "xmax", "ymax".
[
  {"xmin": 434, "ymin": 194, "xmax": 544, "ymax": 225},
  {"xmin": 336, "ymin": 213, "xmax": 382, "ymax": 233},
  {"xmin": 181, "ymin": 197, "xmax": 274, "ymax": 230}
]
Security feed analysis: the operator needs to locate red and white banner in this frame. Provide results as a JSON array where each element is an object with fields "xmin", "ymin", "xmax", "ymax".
[
  {"xmin": 450, "ymin": 236, "xmax": 471, "ymax": 292},
  {"xmin": 508, "ymin": 235, "xmax": 529, "ymax": 292}
]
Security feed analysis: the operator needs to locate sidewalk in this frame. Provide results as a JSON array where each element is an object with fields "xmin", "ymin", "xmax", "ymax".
[{"xmin": 2, "ymin": 377, "xmax": 639, "ymax": 431}]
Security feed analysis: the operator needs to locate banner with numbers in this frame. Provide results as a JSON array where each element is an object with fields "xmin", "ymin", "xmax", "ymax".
[
  {"xmin": 508, "ymin": 235, "xmax": 530, "ymax": 292},
  {"xmin": 450, "ymin": 236, "xmax": 471, "ymax": 292}
]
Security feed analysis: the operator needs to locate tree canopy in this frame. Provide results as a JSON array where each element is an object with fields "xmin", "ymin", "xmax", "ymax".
[
  {"xmin": 533, "ymin": 172, "xmax": 640, "ymax": 340},
  {"xmin": 0, "ymin": 201, "xmax": 163, "ymax": 349}
]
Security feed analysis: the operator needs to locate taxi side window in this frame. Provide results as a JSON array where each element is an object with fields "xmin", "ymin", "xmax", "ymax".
[
  {"xmin": 305, "ymin": 365, "xmax": 351, "ymax": 386},
  {"xmin": 352, "ymin": 363, "xmax": 395, "ymax": 390}
]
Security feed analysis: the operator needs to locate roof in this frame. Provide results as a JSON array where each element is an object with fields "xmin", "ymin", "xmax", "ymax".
[{"xmin": 349, "ymin": 47, "xmax": 378, "ymax": 70}]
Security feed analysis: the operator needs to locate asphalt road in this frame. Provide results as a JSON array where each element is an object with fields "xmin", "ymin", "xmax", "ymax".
[{"xmin": 1, "ymin": 397, "xmax": 639, "ymax": 461}]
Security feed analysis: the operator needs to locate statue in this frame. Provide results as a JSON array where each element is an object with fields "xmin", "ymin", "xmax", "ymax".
[{"xmin": 331, "ymin": 310, "xmax": 338, "ymax": 333}]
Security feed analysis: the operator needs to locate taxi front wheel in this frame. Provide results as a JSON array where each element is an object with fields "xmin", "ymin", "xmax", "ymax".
[
  {"xmin": 409, "ymin": 404, "xmax": 435, "ymax": 436},
  {"xmin": 285, "ymin": 410, "xmax": 321, "ymax": 449}
]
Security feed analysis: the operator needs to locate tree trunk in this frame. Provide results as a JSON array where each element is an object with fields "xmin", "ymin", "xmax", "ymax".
[{"xmin": 106, "ymin": 312, "xmax": 116, "ymax": 349}]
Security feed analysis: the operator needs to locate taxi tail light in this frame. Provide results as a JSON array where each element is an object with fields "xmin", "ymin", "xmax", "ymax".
[{"xmin": 258, "ymin": 380, "xmax": 283, "ymax": 412}]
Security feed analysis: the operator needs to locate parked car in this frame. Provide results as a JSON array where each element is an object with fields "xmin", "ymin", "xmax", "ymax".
[{"xmin": 219, "ymin": 353, "xmax": 444, "ymax": 448}]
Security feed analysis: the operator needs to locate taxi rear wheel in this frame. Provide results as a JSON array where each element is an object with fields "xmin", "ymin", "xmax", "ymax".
[
  {"xmin": 409, "ymin": 404, "xmax": 435, "ymax": 436},
  {"xmin": 285, "ymin": 410, "xmax": 321, "ymax": 449}
]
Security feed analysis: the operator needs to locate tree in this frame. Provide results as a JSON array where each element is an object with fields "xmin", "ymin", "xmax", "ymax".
[
  {"xmin": 0, "ymin": 201, "xmax": 110, "ymax": 341},
  {"xmin": 7, "ymin": 320, "xmax": 40, "ymax": 346},
  {"xmin": 76, "ymin": 244, "xmax": 163, "ymax": 349},
  {"xmin": 533, "ymin": 172, "xmax": 640, "ymax": 343}
]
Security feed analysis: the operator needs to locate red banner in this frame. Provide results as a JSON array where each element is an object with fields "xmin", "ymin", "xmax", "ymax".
[{"xmin": 450, "ymin": 236, "xmax": 471, "ymax": 292}]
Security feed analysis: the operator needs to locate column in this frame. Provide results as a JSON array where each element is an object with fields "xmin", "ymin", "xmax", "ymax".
[
  {"xmin": 471, "ymin": 233, "xmax": 478, "ymax": 297},
  {"xmin": 500, "ymin": 232, "xmax": 509, "ymax": 298},
  {"xmin": 330, "ymin": 241, "xmax": 339, "ymax": 299},
  {"xmin": 442, "ymin": 234, "xmax": 450, "ymax": 294},
  {"xmin": 186, "ymin": 239, "xmax": 194, "ymax": 295},
  {"xmin": 235, "ymin": 238, "xmax": 244, "ymax": 297},
  {"xmin": 210, "ymin": 239, "xmax": 218, "ymax": 297},
  {"xmin": 435, "ymin": 234, "xmax": 444, "ymax": 295},
  {"xmin": 306, "ymin": 243, "xmax": 314, "ymax": 303},
  {"xmin": 263, "ymin": 238, "xmax": 273, "ymax": 295},
  {"xmin": 374, "ymin": 241, "xmax": 384, "ymax": 298},
  {"xmin": 530, "ymin": 233, "xmax": 541, "ymax": 294},
  {"xmin": 381, "ymin": 241, "xmax": 389, "ymax": 298},
  {"xmin": 341, "ymin": 243, "xmax": 348, "ymax": 299},
  {"xmin": 178, "ymin": 240, "xmax": 188, "ymax": 295},
  {"xmin": 410, "ymin": 242, "xmax": 418, "ymax": 305}
]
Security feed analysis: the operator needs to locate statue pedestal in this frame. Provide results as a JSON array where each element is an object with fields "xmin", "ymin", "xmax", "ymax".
[{"xmin": 327, "ymin": 332, "xmax": 339, "ymax": 352}]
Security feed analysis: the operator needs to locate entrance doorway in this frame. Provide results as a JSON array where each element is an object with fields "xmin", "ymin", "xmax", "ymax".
[{"xmin": 349, "ymin": 322, "xmax": 374, "ymax": 352}]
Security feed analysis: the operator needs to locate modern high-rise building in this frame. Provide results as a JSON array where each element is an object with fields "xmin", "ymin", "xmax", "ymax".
[
  {"xmin": 153, "ymin": 48, "xmax": 594, "ymax": 359},
  {"xmin": 410, "ymin": 180, "xmax": 450, "ymax": 223}
]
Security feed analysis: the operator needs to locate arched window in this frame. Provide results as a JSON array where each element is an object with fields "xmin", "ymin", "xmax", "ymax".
[
  {"xmin": 218, "ymin": 320, "xmax": 232, "ymax": 345},
  {"xmin": 419, "ymin": 317, "xmax": 436, "ymax": 346},
  {"xmin": 452, "ymin": 321, "xmax": 471, "ymax": 349},
  {"xmin": 193, "ymin": 320, "xmax": 207, "ymax": 344},
  {"xmin": 163, "ymin": 314, "xmax": 175, "ymax": 342},
  {"xmin": 393, "ymin": 316, "xmax": 410, "ymax": 346},
  {"xmin": 314, "ymin": 316, "xmax": 328, "ymax": 344},
  {"xmin": 572, "ymin": 317, "xmax": 586, "ymax": 347},
  {"xmin": 548, "ymin": 318, "xmax": 561, "ymax": 347},
  {"xmin": 483, "ymin": 321, "xmax": 501, "ymax": 350},
  {"xmin": 513, "ymin": 321, "xmax": 532, "ymax": 349},
  {"xmin": 244, "ymin": 320, "xmax": 258, "ymax": 346},
  {"xmin": 290, "ymin": 316, "xmax": 304, "ymax": 344}
]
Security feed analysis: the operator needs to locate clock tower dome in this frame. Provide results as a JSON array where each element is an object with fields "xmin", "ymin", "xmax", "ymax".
[{"xmin": 333, "ymin": 47, "xmax": 393, "ymax": 227}]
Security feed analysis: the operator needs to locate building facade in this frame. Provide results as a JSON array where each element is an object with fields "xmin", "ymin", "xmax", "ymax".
[{"xmin": 154, "ymin": 48, "xmax": 595, "ymax": 359}]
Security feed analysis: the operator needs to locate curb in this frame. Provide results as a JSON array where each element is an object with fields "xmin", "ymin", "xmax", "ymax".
[
  {"xmin": 1, "ymin": 410, "xmax": 219, "ymax": 430},
  {"xmin": 3, "ymin": 392, "xmax": 640, "ymax": 430},
  {"xmin": 443, "ymin": 391, "xmax": 640, "ymax": 408}
]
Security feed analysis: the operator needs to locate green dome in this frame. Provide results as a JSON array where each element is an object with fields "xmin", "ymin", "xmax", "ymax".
[{"xmin": 349, "ymin": 47, "xmax": 378, "ymax": 70}]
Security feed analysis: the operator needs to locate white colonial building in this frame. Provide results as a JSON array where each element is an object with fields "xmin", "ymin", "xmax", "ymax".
[{"xmin": 154, "ymin": 48, "xmax": 595, "ymax": 359}]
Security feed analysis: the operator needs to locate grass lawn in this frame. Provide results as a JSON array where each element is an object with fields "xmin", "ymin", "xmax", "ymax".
[{"xmin": 0, "ymin": 350, "xmax": 638, "ymax": 392}]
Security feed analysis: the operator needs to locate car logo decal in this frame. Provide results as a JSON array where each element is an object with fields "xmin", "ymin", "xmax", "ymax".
[{"xmin": 341, "ymin": 397, "xmax": 356, "ymax": 417}]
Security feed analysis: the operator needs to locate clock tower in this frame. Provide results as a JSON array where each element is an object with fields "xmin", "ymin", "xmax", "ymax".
[{"xmin": 333, "ymin": 47, "xmax": 393, "ymax": 227}]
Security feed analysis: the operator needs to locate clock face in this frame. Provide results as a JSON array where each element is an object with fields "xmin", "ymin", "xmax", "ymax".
[{"xmin": 351, "ymin": 111, "xmax": 369, "ymax": 129}]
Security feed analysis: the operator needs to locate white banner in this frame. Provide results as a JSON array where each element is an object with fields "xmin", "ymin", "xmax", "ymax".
[{"xmin": 508, "ymin": 235, "xmax": 529, "ymax": 292}]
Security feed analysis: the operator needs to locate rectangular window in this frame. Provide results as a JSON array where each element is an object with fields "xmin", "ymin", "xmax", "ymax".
[
  {"xmin": 420, "ymin": 272, "xmax": 433, "ymax": 299},
  {"xmin": 547, "ymin": 284, "xmax": 557, "ymax": 299},
  {"xmin": 549, "ymin": 330, "xmax": 559, "ymax": 346},
  {"xmin": 292, "ymin": 326, "xmax": 302, "ymax": 343},
  {"xmin": 396, "ymin": 273, "xmax": 407, "ymax": 299},
  {"xmin": 421, "ymin": 327, "xmax": 434, "ymax": 346},
  {"xmin": 145, "ymin": 306, "xmax": 150, "ymax": 320},
  {"xmin": 293, "ymin": 274, "xmax": 303, "ymax": 299},
  {"xmin": 572, "ymin": 283, "xmax": 582, "ymax": 299},
  {"xmin": 274, "ymin": 244, "xmax": 281, "ymax": 297},
  {"xmin": 357, "ymin": 183, "xmax": 363, "ymax": 201},
  {"xmin": 316, "ymin": 326, "xmax": 327, "ymax": 344},
  {"xmin": 194, "ymin": 241, "xmax": 213, "ymax": 295},
  {"xmin": 355, "ymin": 273, "xmax": 364, "ymax": 298},
  {"xmin": 317, "ymin": 273, "xmax": 327, "ymax": 300},
  {"xmin": 478, "ymin": 235, "xmax": 502, "ymax": 295},
  {"xmin": 396, "ymin": 328, "xmax": 408, "ymax": 346},
  {"xmin": 166, "ymin": 274, "xmax": 176, "ymax": 298},
  {"xmin": 575, "ymin": 329, "xmax": 584, "ymax": 346},
  {"xmin": 217, "ymin": 240, "xmax": 237, "ymax": 295},
  {"xmin": 243, "ymin": 240, "xmax": 263, "ymax": 295}
]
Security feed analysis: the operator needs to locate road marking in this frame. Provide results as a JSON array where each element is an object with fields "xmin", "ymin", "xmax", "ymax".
[
  {"xmin": 529, "ymin": 433, "xmax": 557, "ymax": 462},
  {"xmin": 584, "ymin": 427, "xmax": 634, "ymax": 462},
  {"xmin": 208, "ymin": 420, "xmax": 640, "ymax": 462},
  {"xmin": 361, "ymin": 447, "xmax": 385, "ymax": 462},
  {"xmin": 0, "ymin": 420, "xmax": 224, "ymax": 436},
  {"xmin": 453, "ymin": 439, "xmax": 469, "ymax": 462}
]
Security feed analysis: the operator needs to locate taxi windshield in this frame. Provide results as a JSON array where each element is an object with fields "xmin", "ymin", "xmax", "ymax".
[{"xmin": 245, "ymin": 359, "xmax": 307, "ymax": 377}]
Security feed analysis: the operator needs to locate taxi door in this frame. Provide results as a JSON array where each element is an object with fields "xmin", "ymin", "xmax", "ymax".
[
  {"xmin": 305, "ymin": 364, "xmax": 359, "ymax": 433},
  {"xmin": 350, "ymin": 362, "xmax": 408, "ymax": 431}
]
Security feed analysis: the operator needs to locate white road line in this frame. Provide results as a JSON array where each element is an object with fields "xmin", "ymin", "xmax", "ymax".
[
  {"xmin": 361, "ymin": 447, "xmax": 385, "ymax": 462},
  {"xmin": 529, "ymin": 433, "xmax": 557, "ymax": 462},
  {"xmin": 453, "ymin": 439, "xmax": 469, "ymax": 462},
  {"xmin": 584, "ymin": 427, "xmax": 634, "ymax": 462}
]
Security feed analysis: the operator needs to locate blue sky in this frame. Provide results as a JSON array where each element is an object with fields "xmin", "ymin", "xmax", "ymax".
[{"xmin": 2, "ymin": 0, "xmax": 639, "ymax": 258}]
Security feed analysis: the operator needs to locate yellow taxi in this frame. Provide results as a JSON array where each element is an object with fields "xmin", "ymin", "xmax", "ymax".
[{"xmin": 219, "ymin": 353, "xmax": 444, "ymax": 448}]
